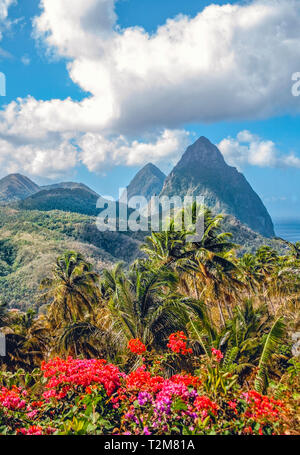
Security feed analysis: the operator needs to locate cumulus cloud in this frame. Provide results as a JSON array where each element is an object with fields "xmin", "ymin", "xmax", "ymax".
[
  {"xmin": 218, "ymin": 131, "xmax": 300, "ymax": 169},
  {"xmin": 33, "ymin": 0, "xmax": 300, "ymax": 134},
  {"xmin": 1, "ymin": 0, "xmax": 300, "ymax": 177},
  {"xmin": 0, "ymin": 133, "xmax": 78, "ymax": 179},
  {"xmin": 34, "ymin": 0, "xmax": 116, "ymax": 58},
  {"xmin": 79, "ymin": 129, "xmax": 190, "ymax": 172}
]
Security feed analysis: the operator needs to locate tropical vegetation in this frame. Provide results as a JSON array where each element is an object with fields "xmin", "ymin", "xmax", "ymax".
[{"xmin": 0, "ymin": 207, "xmax": 299, "ymax": 435}]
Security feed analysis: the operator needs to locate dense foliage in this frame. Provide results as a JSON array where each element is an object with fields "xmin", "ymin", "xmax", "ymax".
[{"xmin": 0, "ymin": 206, "xmax": 299, "ymax": 435}]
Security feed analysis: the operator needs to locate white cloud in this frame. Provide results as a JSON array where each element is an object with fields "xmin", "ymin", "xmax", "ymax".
[
  {"xmin": 0, "ymin": 133, "xmax": 78, "ymax": 179},
  {"xmin": 1, "ymin": 0, "xmax": 300, "ymax": 177},
  {"xmin": 218, "ymin": 131, "xmax": 300, "ymax": 169},
  {"xmin": 34, "ymin": 0, "xmax": 116, "ymax": 58},
  {"xmin": 0, "ymin": 0, "xmax": 15, "ymax": 38},
  {"xmin": 0, "ymin": 0, "xmax": 14, "ymax": 21},
  {"xmin": 21, "ymin": 55, "xmax": 30, "ymax": 65},
  {"xmin": 79, "ymin": 129, "xmax": 190, "ymax": 173},
  {"xmin": 33, "ymin": 0, "xmax": 300, "ymax": 133}
]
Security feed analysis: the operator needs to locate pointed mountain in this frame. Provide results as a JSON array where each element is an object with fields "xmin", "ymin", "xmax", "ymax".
[
  {"xmin": 0, "ymin": 174, "xmax": 40, "ymax": 203},
  {"xmin": 160, "ymin": 136, "xmax": 275, "ymax": 237},
  {"xmin": 124, "ymin": 163, "xmax": 166, "ymax": 208}
]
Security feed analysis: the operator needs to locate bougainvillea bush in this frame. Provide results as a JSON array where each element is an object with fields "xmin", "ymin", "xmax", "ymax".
[{"xmin": 0, "ymin": 335, "xmax": 298, "ymax": 435}]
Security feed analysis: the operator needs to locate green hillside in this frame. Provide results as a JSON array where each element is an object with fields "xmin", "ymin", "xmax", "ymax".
[
  {"xmin": 0, "ymin": 207, "xmax": 142, "ymax": 309},
  {"xmin": 0, "ymin": 205, "xmax": 286, "ymax": 309}
]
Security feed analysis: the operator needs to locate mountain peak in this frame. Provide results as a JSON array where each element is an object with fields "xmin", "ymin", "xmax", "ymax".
[
  {"xmin": 140, "ymin": 162, "xmax": 166, "ymax": 177},
  {"xmin": 124, "ymin": 163, "xmax": 166, "ymax": 207},
  {"xmin": 161, "ymin": 137, "xmax": 275, "ymax": 237},
  {"xmin": 0, "ymin": 174, "xmax": 40, "ymax": 203},
  {"xmin": 180, "ymin": 136, "xmax": 226, "ymax": 168}
]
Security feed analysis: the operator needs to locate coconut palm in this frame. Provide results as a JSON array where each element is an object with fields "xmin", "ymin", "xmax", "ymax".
[
  {"xmin": 56, "ymin": 321, "xmax": 113, "ymax": 359},
  {"xmin": 238, "ymin": 253, "xmax": 261, "ymax": 297},
  {"xmin": 141, "ymin": 222, "xmax": 188, "ymax": 267},
  {"xmin": 104, "ymin": 265, "xmax": 203, "ymax": 353},
  {"xmin": 1, "ymin": 311, "xmax": 50, "ymax": 370},
  {"xmin": 41, "ymin": 251, "xmax": 100, "ymax": 328},
  {"xmin": 255, "ymin": 317, "xmax": 286, "ymax": 393}
]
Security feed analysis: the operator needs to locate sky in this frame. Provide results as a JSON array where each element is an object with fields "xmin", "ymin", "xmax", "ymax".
[{"xmin": 0, "ymin": 0, "xmax": 299, "ymax": 221}]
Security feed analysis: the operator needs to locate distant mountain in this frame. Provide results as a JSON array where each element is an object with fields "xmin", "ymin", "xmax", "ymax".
[
  {"xmin": 160, "ymin": 137, "xmax": 275, "ymax": 237},
  {"xmin": 0, "ymin": 174, "xmax": 40, "ymax": 203},
  {"xmin": 16, "ymin": 187, "xmax": 101, "ymax": 216},
  {"xmin": 41, "ymin": 182, "xmax": 99, "ymax": 197},
  {"xmin": 123, "ymin": 163, "xmax": 166, "ymax": 208},
  {"xmin": 16, "ymin": 186, "xmax": 140, "ymax": 228},
  {"xmin": 0, "ymin": 174, "xmax": 100, "ymax": 205}
]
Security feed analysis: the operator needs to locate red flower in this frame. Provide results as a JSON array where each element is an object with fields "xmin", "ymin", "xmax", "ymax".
[
  {"xmin": 167, "ymin": 332, "xmax": 192, "ymax": 355},
  {"xmin": 228, "ymin": 400, "xmax": 238, "ymax": 415},
  {"xmin": 41, "ymin": 357, "xmax": 121, "ymax": 398},
  {"xmin": 128, "ymin": 339, "xmax": 146, "ymax": 355},
  {"xmin": 0, "ymin": 386, "xmax": 27, "ymax": 410},
  {"xmin": 18, "ymin": 425, "xmax": 56, "ymax": 435},
  {"xmin": 211, "ymin": 348, "xmax": 223, "ymax": 362},
  {"xmin": 194, "ymin": 395, "xmax": 218, "ymax": 418},
  {"xmin": 242, "ymin": 390, "xmax": 284, "ymax": 421}
]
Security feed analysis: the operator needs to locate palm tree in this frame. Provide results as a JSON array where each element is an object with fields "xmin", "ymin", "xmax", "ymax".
[
  {"xmin": 141, "ymin": 205, "xmax": 240, "ymax": 324},
  {"xmin": 141, "ymin": 222, "xmax": 188, "ymax": 267},
  {"xmin": 100, "ymin": 262, "xmax": 126, "ymax": 301},
  {"xmin": 275, "ymin": 237, "xmax": 300, "ymax": 261},
  {"xmin": 181, "ymin": 208, "xmax": 241, "ymax": 326},
  {"xmin": 1, "ymin": 310, "xmax": 50, "ymax": 370},
  {"xmin": 255, "ymin": 317, "xmax": 286, "ymax": 393},
  {"xmin": 104, "ymin": 264, "xmax": 202, "ymax": 354},
  {"xmin": 221, "ymin": 299, "xmax": 271, "ymax": 366},
  {"xmin": 41, "ymin": 251, "xmax": 100, "ymax": 329},
  {"xmin": 238, "ymin": 253, "xmax": 261, "ymax": 298},
  {"xmin": 56, "ymin": 321, "xmax": 113, "ymax": 359},
  {"xmin": 254, "ymin": 247, "xmax": 280, "ymax": 313}
]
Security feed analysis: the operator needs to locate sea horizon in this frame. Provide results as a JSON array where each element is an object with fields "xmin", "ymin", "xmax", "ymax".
[{"xmin": 273, "ymin": 219, "xmax": 300, "ymax": 243}]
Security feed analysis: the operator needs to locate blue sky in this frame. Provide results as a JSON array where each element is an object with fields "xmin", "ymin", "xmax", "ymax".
[{"xmin": 0, "ymin": 0, "xmax": 300, "ymax": 222}]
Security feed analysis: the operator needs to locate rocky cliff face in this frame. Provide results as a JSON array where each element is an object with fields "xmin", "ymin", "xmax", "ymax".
[
  {"xmin": 160, "ymin": 136, "xmax": 275, "ymax": 237},
  {"xmin": 124, "ymin": 163, "xmax": 166, "ymax": 207}
]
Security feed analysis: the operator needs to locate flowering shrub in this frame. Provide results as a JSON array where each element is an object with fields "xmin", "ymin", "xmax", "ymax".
[
  {"xmin": 17, "ymin": 426, "xmax": 56, "ymax": 435},
  {"xmin": 0, "ymin": 356, "xmax": 290, "ymax": 436},
  {"xmin": 167, "ymin": 331, "xmax": 192, "ymax": 355},
  {"xmin": 41, "ymin": 357, "xmax": 122, "ymax": 398},
  {"xmin": 128, "ymin": 339, "xmax": 146, "ymax": 355},
  {"xmin": 0, "ymin": 386, "xmax": 27, "ymax": 411}
]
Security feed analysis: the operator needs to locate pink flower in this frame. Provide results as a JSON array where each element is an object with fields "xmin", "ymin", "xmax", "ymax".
[{"xmin": 211, "ymin": 348, "xmax": 223, "ymax": 362}]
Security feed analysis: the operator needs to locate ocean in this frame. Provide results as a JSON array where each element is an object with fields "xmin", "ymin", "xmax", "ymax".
[{"xmin": 274, "ymin": 221, "xmax": 300, "ymax": 243}]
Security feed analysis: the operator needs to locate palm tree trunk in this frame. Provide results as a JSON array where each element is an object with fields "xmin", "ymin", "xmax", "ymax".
[
  {"xmin": 225, "ymin": 301, "xmax": 233, "ymax": 319},
  {"xmin": 193, "ymin": 274, "xmax": 199, "ymax": 299},
  {"xmin": 217, "ymin": 302, "xmax": 226, "ymax": 328}
]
